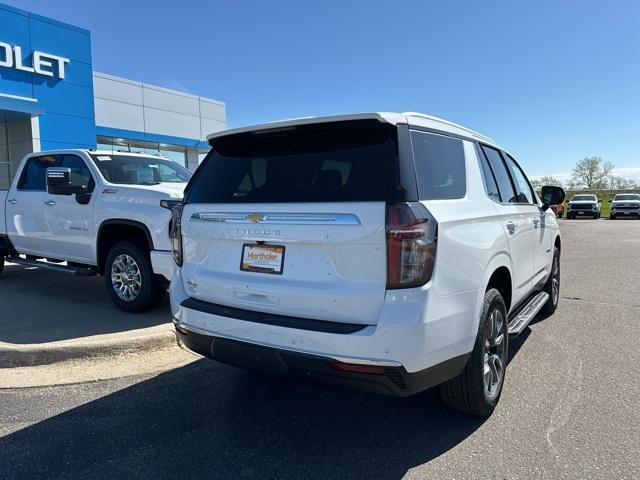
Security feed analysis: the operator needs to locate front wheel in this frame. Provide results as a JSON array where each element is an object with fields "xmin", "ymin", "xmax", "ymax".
[
  {"xmin": 542, "ymin": 247, "xmax": 560, "ymax": 314},
  {"xmin": 439, "ymin": 288, "xmax": 508, "ymax": 416},
  {"xmin": 104, "ymin": 242, "xmax": 165, "ymax": 313},
  {"xmin": 0, "ymin": 256, "xmax": 4, "ymax": 275}
]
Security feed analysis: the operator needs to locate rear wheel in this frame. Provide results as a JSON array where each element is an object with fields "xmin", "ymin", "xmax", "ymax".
[
  {"xmin": 542, "ymin": 247, "xmax": 560, "ymax": 314},
  {"xmin": 0, "ymin": 256, "xmax": 4, "ymax": 275},
  {"xmin": 439, "ymin": 288, "xmax": 508, "ymax": 416},
  {"xmin": 104, "ymin": 241, "xmax": 165, "ymax": 313}
]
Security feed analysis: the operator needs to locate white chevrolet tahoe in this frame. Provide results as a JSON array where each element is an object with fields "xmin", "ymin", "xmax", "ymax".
[
  {"xmin": 0, "ymin": 150, "xmax": 190, "ymax": 312},
  {"xmin": 169, "ymin": 113, "xmax": 566, "ymax": 416}
]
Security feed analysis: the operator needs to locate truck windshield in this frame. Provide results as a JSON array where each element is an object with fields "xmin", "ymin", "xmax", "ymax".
[
  {"xmin": 572, "ymin": 195, "xmax": 596, "ymax": 201},
  {"xmin": 614, "ymin": 194, "xmax": 640, "ymax": 201},
  {"xmin": 89, "ymin": 154, "xmax": 191, "ymax": 185}
]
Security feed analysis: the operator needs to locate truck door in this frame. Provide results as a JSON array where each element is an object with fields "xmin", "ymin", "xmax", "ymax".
[
  {"xmin": 5, "ymin": 154, "xmax": 55, "ymax": 255},
  {"xmin": 42, "ymin": 154, "xmax": 96, "ymax": 262}
]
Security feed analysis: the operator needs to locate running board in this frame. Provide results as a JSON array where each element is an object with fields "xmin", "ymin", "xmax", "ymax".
[
  {"xmin": 7, "ymin": 256, "xmax": 97, "ymax": 276},
  {"xmin": 507, "ymin": 291, "xmax": 549, "ymax": 337}
]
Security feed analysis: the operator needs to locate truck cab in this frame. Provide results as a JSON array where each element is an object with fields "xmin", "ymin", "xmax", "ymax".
[{"xmin": 0, "ymin": 149, "xmax": 191, "ymax": 312}]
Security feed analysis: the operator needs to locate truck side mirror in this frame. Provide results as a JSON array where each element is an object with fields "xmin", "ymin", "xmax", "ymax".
[
  {"xmin": 47, "ymin": 167, "xmax": 86, "ymax": 196},
  {"xmin": 540, "ymin": 185, "xmax": 566, "ymax": 211}
]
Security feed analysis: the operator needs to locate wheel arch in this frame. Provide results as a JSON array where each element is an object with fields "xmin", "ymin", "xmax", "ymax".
[{"xmin": 97, "ymin": 220, "xmax": 154, "ymax": 275}]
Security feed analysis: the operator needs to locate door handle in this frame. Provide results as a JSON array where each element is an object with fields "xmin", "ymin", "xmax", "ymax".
[
  {"xmin": 44, "ymin": 200, "xmax": 57, "ymax": 207},
  {"xmin": 505, "ymin": 220, "xmax": 517, "ymax": 234},
  {"xmin": 7, "ymin": 198, "xmax": 17, "ymax": 205}
]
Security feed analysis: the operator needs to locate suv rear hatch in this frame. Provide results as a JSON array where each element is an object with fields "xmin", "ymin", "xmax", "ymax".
[{"xmin": 180, "ymin": 119, "xmax": 411, "ymax": 326}]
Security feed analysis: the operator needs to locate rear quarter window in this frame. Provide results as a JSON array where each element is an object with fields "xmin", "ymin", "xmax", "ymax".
[{"xmin": 410, "ymin": 131, "xmax": 466, "ymax": 200}]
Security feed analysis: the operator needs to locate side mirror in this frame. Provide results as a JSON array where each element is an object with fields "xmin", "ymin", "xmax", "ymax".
[
  {"xmin": 540, "ymin": 185, "xmax": 566, "ymax": 211},
  {"xmin": 47, "ymin": 167, "xmax": 86, "ymax": 196}
]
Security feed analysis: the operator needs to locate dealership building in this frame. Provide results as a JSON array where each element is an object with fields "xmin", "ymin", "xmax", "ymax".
[{"xmin": 0, "ymin": 2, "xmax": 226, "ymax": 189}]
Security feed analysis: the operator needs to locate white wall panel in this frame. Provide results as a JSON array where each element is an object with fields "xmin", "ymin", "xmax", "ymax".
[
  {"xmin": 143, "ymin": 86, "xmax": 199, "ymax": 116},
  {"xmin": 199, "ymin": 100, "xmax": 226, "ymax": 122},
  {"xmin": 93, "ymin": 72, "xmax": 226, "ymax": 141},
  {"xmin": 144, "ymin": 108, "xmax": 201, "ymax": 139},
  {"xmin": 200, "ymin": 118, "xmax": 226, "ymax": 138},
  {"xmin": 93, "ymin": 74, "xmax": 143, "ymax": 105},
  {"xmin": 94, "ymin": 97, "xmax": 145, "ymax": 132}
]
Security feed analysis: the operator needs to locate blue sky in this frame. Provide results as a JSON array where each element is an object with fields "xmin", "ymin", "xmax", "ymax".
[{"xmin": 6, "ymin": 0, "xmax": 640, "ymax": 177}]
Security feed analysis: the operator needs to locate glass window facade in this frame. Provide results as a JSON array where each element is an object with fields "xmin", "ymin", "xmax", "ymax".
[{"xmin": 96, "ymin": 136, "xmax": 190, "ymax": 168}]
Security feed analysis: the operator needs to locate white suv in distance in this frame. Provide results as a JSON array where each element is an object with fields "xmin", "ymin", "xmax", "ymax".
[
  {"xmin": 169, "ymin": 113, "xmax": 565, "ymax": 416},
  {"xmin": 610, "ymin": 193, "xmax": 640, "ymax": 219}
]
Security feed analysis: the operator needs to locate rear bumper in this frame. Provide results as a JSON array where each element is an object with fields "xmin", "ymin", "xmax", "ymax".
[
  {"xmin": 150, "ymin": 250, "xmax": 175, "ymax": 281},
  {"xmin": 174, "ymin": 323, "xmax": 469, "ymax": 397}
]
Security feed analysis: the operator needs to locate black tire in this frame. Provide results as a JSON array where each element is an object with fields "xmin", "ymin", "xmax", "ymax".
[
  {"xmin": 610, "ymin": 214, "xmax": 615, "ymax": 220},
  {"xmin": 0, "ymin": 256, "xmax": 4, "ymax": 276},
  {"xmin": 439, "ymin": 288, "xmax": 508, "ymax": 417},
  {"xmin": 104, "ymin": 241, "xmax": 165, "ymax": 313},
  {"xmin": 542, "ymin": 246, "xmax": 560, "ymax": 314}
]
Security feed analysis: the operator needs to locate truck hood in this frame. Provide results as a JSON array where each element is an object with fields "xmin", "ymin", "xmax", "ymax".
[
  {"xmin": 612, "ymin": 200, "xmax": 640, "ymax": 206},
  {"xmin": 113, "ymin": 183, "xmax": 187, "ymax": 198}
]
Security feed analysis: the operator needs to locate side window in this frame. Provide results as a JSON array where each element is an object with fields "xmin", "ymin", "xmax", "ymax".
[
  {"xmin": 59, "ymin": 154, "xmax": 95, "ymax": 193},
  {"xmin": 18, "ymin": 155, "xmax": 59, "ymax": 191},
  {"xmin": 480, "ymin": 146, "xmax": 516, "ymax": 203},
  {"xmin": 410, "ymin": 130, "xmax": 466, "ymax": 200},
  {"xmin": 477, "ymin": 146, "xmax": 501, "ymax": 202},
  {"xmin": 503, "ymin": 154, "xmax": 535, "ymax": 204}
]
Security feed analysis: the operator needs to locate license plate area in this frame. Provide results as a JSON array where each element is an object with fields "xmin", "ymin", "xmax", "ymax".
[{"xmin": 241, "ymin": 244, "xmax": 285, "ymax": 275}]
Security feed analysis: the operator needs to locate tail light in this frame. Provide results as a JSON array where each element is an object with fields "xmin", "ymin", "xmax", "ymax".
[
  {"xmin": 386, "ymin": 202, "xmax": 437, "ymax": 289},
  {"xmin": 170, "ymin": 204, "xmax": 184, "ymax": 267}
]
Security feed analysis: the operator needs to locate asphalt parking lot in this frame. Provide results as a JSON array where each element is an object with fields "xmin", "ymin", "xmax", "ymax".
[{"xmin": 1, "ymin": 218, "xmax": 639, "ymax": 479}]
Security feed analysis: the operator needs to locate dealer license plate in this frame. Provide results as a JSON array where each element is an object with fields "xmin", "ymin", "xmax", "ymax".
[{"xmin": 240, "ymin": 244, "xmax": 285, "ymax": 275}]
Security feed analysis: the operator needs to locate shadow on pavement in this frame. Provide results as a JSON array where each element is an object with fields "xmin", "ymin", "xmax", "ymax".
[
  {"xmin": 0, "ymin": 264, "xmax": 170, "ymax": 344},
  {"xmin": 0, "ymin": 360, "xmax": 487, "ymax": 479}
]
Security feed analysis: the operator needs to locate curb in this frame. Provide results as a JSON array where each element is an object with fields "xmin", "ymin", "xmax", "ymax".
[{"xmin": 0, "ymin": 324, "xmax": 177, "ymax": 368}]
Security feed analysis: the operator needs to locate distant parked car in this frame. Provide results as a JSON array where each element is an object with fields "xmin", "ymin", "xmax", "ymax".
[
  {"xmin": 550, "ymin": 203, "xmax": 564, "ymax": 218},
  {"xmin": 567, "ymin": 194, "xmax": 600, "ymax": 219},
  {"xmin": 610, "ymin": 193, "xmax": 640, "ymax": 219}
]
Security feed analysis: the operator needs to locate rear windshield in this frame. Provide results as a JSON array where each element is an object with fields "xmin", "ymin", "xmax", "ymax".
[
  {"xmin": 614, "ymin": 194, "xmax": 640, "ymax": 201},
  {"xmin": 186, "ymin": 120, "xmax": 398, "ymax": 203},
  {"xmin": 89, "ymin": 154, "xmax": 191, "ymax": 185}
]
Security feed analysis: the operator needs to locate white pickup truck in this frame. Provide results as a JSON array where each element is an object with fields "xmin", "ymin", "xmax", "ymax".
[{"xmin": 0, "ymin": 150, "xmax": 190, "ymax": 312}]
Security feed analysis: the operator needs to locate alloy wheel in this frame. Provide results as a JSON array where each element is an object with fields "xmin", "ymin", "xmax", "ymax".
[
  {"xmin": 111, "ymin": 254, "xmax": 142, "ymax": 302},
  {"xmin": 483, "ymin": 308, "xmax": 505, "ymax": 399},
  {"xmin": 551, "ymin": 253, "xmax": 560, "ymax": 306}
]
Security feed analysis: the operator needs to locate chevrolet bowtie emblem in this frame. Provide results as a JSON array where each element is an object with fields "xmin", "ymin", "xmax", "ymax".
[{"xmin": 247, "ymin": 213, "xmax": 264, "ymax": 223}]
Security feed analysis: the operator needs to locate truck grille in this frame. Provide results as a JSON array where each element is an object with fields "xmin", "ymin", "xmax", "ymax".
[
  {"xmin": 615, "ymin": 205, "xmax": 639, "ymax": 210},
  {"xmin": 571, "ymin": 204, "xmax": 594, "ymax": 211}
]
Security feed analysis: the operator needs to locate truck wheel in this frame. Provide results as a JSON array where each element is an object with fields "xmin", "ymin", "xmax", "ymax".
[
  {"xmin": 104, "ymin": 241, "xmax": 165, "ymax": 313},
  {"xmin": 439, "ymin": 288, "xmax": 508, "ymax": 416},
  {"xmin": 542, "ymin": 247, "xmax": 560, "ymax": 314},
  {"xmin": 0, "ymin": 256, "xmax": 4, "ymax": 275},
  {"xmin": 610, "ymin": 214, "xmax": 616, "ymax": 220}
]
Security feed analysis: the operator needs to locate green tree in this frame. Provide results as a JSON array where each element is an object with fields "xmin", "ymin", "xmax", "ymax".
[
  {"xmin": 531, "ymin": 176, "xmax": 564, "ymax": 190},
  {"xmin": 570, "ymin": 156, "xmax": 614, "ymax": 189}
]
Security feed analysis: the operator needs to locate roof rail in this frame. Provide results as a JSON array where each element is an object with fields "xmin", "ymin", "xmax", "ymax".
[{"xmin": 402, "ymin": 112, "xmax": 495, "ymax": 144}]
